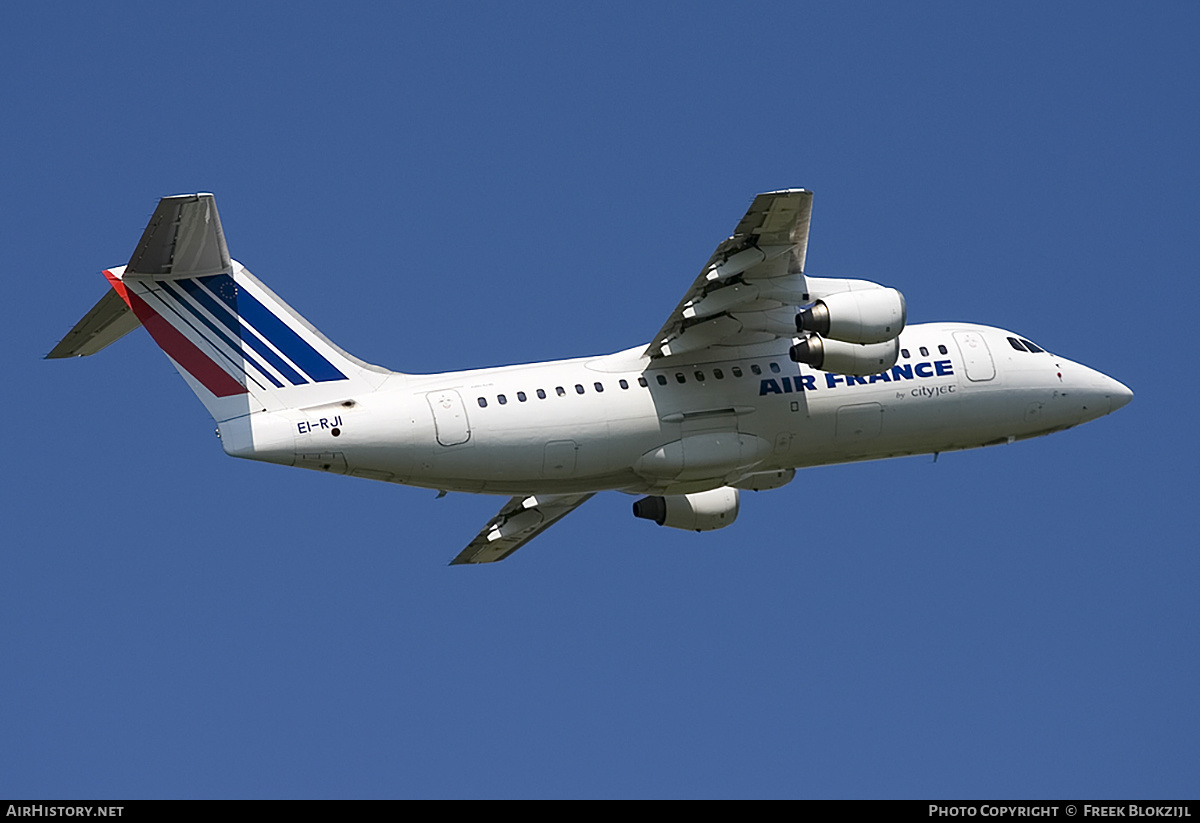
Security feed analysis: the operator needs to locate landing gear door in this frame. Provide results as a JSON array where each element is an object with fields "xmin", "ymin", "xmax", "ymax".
[
  {"xmin": 426, "ymin": 390, "xmax": 471, "ymax": 446},
  {"xmin": 953, "ymin": 331, "xmax": 996, "ymax": 382}
]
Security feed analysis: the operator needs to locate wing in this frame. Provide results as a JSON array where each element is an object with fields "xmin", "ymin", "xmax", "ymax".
[
  {"xmin": 646, "ymin": 189, "xmax": 813, "ymax": 359},
  {"xmin": 450, "ymin": 493, "xmax": 595, "ymax": 565}
]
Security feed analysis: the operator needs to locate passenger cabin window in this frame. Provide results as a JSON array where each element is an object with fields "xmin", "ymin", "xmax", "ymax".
[
  {"xmin": 619, "ymin": 379, "xmax": 629, "ymax": 389},
  {"xmin": 901, "ymin": 349, "xmax": 910, "ymax": 359},
  {"xmin": 769, "ymin": 362, "xmax": 781, "ymax": 373},
  {"xmin": 594, "ymin": 382, "xmax": 604, "ymax": 393},
  {"xmin": 638, "ymin": 377, "xmax": 648, "ymax": 387},
  {"xmin": 694, "ymin": 370, "xmax": 705, "ymax": 382},
  {"xmin": 497, "ymin": 394, "xmax": 507, "ymax": 405},
  {"xmin": 751, "ymin": 364, "xmax": 762, "ymax": 376},
  {"xmin": 1020, "ymin": 339, "xmax": 1045, "ymax": 353},
  {"xmin": 938, "ymin": 345, "xmax": 948, "ymax": 355},
  {"xmin": 675, "ymin": 373, "xmax": 686, "ymax": 384},
  {"xmin": 477, "ymin": 397, "xmax": 487, "ymax": 408},
  {"xmin": 575, "ymin": 384, "xmax": 585, "ymax": 394},
  {"xmin": 656, "ymin": 374, "xmax": 667, "ymax": 386},
  {"xmin": 556, "ymin": 386, "xmax": 566, "ymax": 396},
  {"xmin": 713, "ymin": 368, "xmax": 724, "ymax": 379},
  {"xmin": 919, "ymin": 346, "xmax": 929, "ymax": 357},
  {"xmin": 1008, "ymin": 337, "xmax": 1027, "ymax": 352},
  {"xmin": 517, "ymin": 391, "xmax": 527, "ymax": 402},
  {"xmin": 732, "ymin": 366, "xmax": 743, "ymax": 377},
  {"xmin": 537, "ymin": 389, "xmax": 547, "ymax": 399}
]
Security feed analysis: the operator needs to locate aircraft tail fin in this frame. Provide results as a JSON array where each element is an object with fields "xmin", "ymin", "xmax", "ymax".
[{"xmin": 50, "ymin": 194, "xmax": 392, "ymax": 422}]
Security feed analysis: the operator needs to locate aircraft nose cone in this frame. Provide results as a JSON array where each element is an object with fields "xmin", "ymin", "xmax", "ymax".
[
  {"xmin": 1067, "ymin": 364, "xmax": 1132, "ymax": 423},
  {"xmin": 1107, "ymin": 377, "xmax": 1133, "ymax": 413},
  {"xmin": 1084, "ymin": 368, "xmax": 1132, "ymax": 416}
]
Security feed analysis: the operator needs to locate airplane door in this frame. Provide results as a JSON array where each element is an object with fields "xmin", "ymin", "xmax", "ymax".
[
  {"xmin": 426, "ymin": 390, "xmax": 471, "ymax": 446},
  {"xmin": 836, "ymin": 403, "xmax": 882, "ymax": 440},
  {"xmin": 953, "ymin": 331, "xmax": 996, "ymax": 382},
  {"xmin": 543, "ymin": 440, "xmax": 579, "ymax": 477}
]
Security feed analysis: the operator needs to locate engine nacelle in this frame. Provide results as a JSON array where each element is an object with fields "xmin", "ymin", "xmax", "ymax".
[
  {"xmin": 789, "ymin": 336, "xmax": 899, "ymax": 376},
  {"xmin": 632, "ymin": 487, "xmax": 740, "ymax": 532},
  {"xmin": 795, "ymin": 287, "xmax": 906, "ymax": 344}
]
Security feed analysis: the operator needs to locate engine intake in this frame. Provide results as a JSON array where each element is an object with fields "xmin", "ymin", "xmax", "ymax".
[
  {"xmin": 795, "ymin": 287, "xmax": 906, "ymax": 344},
  {"xmin": 790, "ymin": 336, "xmax": 900, "ymax": 376},
  {"xmin": 632, "ymin": 487, "xmax": 740, "ymax": 532}
]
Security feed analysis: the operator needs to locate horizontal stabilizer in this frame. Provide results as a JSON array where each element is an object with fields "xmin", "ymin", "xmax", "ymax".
[
  {"xmin": 125, "ymin": 193, "xmax": 231, "ymax": 279},
  {"xmin": 46, "ymin": 287, "xmax": 140, "ymax": 358}
]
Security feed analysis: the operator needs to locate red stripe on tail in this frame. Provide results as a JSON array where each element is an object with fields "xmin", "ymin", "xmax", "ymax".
[{"xmin": 104, "ymin": 271, "xmax": 248, "ymax": 398}]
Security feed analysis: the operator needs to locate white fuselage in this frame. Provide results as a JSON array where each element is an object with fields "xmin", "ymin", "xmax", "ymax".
[
  {"xmin": 230, "ymin": 321, "xmax": 1132, "ymax": 497},
  {"xmin": 54, "ymin": 192, "xmax": 1134, "ymax": 562}
]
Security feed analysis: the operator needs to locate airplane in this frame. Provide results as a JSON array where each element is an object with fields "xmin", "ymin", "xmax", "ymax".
[{"xmin": 49, "ymin": 190, "xmax": 1132, "ymax": 564}]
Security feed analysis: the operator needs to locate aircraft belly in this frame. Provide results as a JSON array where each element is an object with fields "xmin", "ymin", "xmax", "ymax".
[
  {"xmin": 422, "ymin": 417, "xmax": 643, "ymax": 493},
  {"xmin": 777, "ymin": 381, "xmax": 1073, "ymax": 467},
  {"xmin": 634, "ymin": 432, "xmax": 774, "ymax": 482}
]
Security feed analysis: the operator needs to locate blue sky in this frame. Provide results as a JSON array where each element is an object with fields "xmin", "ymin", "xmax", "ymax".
[{"xmin": 2, "ymin": 2, "xmax": 1196, "ymax": 798}]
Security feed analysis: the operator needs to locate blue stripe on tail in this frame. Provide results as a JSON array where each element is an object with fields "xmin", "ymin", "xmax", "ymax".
[
  {"xmin": 178, "ymin": 277, "xmax": 308, "ymax": 386},
  {"xmin": 197, "ymin": 274, "xmax": 347, "ymax": 384},
  {"xmin": 158, "ymin": 281, "xmax": 286, "ymax": 389}
]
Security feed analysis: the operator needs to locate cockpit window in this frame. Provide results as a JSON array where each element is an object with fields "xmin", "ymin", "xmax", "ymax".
[{"xmin": 1008, "ymin": 336, "xmax": 1046, "ymax": 354}]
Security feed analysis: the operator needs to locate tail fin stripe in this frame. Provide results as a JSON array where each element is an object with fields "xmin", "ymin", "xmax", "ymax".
[
  {"xmin": 177, "ymin": 277, "xmax": 309, "ymax": 386},
  {"xmin": 104, "ymin": 272, "xmax": 248, "ymax": 399},
  {"xmin": 141, "ymin": 283, "xmax": 270, "ymax": 393},
  {"xmin": 197, "ymin": 274, "xmax": 348, "ymax": 384},
  {"xmin": 158, "ymin": 280, "xmax": 286, "ymax": 389}
]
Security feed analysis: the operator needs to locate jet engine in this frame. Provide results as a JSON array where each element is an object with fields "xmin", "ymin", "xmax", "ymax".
[
  {"xmin": 789, "ymin": 335, "xmax": 900, "ymax": 376},
  {"xmin": 632, "ymin": 487, "xmax": 740, "ymax": 532},
  {"xmin": 795, "ymin": 287, "xmax": 906, "ymax": 344}
]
